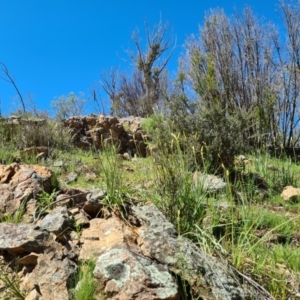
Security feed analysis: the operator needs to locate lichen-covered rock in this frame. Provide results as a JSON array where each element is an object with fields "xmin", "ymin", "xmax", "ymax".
[
  {"xmin": 93, "ymin": 248, "xmax": 178, "ymax": 300},
  {"xmin": 132, "ymin": 203, "xmax": 245, "ymax": 299}
]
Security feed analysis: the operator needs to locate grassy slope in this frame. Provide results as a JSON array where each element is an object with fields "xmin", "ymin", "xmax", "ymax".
[{"xmin": 1, "ymin": 143, "xmax": 300, "ymax": 299}]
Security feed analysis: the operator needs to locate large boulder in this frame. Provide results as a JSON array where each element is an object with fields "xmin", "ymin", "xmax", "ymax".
[{"xmin": 132, "ymin": 203, "xmax": 245, "ymax": 299}]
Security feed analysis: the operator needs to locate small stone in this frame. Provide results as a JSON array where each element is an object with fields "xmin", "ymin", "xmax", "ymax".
[
  {"xmin": 281, "ymin": 186, "xmax": 300, "ymax": 201},
  {"xmin": 53, "ymin": 160, "xmax": 64, "ymax": 167},
  {"xmin": 65, "ymin": 172, "xmax": 78, "ymax": 183}
]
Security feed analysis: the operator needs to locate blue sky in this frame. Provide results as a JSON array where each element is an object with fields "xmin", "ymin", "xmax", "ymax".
[{"xmin": 0, "ymin": 0, "xmax": 281, "ymax": 116}]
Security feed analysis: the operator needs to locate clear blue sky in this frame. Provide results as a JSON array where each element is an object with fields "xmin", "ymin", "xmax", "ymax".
[{"xmin": 0, "ymin": 0, "xmax": 281, "ymax": 116}]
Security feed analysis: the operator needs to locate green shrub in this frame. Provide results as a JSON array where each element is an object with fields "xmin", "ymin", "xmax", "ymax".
[{"xmin": 141, "ymin": 114, "xmax": 164, "ymax": 135}]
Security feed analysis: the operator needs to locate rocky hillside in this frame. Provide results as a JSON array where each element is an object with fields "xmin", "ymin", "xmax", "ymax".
[
  {"xmin": 0, "ymin": 162, "xmax": 267, "ymax": 300},
  {"xmin": 0, "ymin": 114, "xmax": 299, "ymax": 299}
]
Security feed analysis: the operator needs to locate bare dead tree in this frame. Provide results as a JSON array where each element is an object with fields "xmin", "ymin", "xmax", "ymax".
[
  {"xmin": 275, "ymin": 0, "xmax": 300, "ymax": 147},
  {"xmin": 0, "ymin": 62, "xmax": 26, "ymax": 113},
  {"xmin": 101, "ymin": 19, "xmax": 175, "ymax": 117}
]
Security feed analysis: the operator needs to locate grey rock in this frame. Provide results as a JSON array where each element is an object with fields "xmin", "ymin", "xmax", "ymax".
[
  {"xmin": 40, "ymin": 206, "xmax": 72, "ymax": 237},
  {"xmin": 53, "ymin": 160, "xmax": 64, "ymax": 167},
  {"xmin": 0, "ymin": 223, "xmax": 50, "ymax": 254},
  {"xmin": 83, "ymin": 189, "xmax": 107, "ymax": 215},
  {"xmin": 65, "ymin": 172, "xmax": 78, "ymax": 183},
  {"xmin": 94, "ymin": 248, "xmax": 178, "ymax": 300},
  {"xmin": 133, "ymin": 203, "xmax": 245, "ymax": 299},
  {"xmin": 21, "ymin": 256, "xmax": 77, "ymax": 300}
]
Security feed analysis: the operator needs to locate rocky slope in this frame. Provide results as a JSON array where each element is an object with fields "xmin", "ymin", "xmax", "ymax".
[{"xmin": 0, "ymin": 161, "xmax": 273, "ymax": 300}]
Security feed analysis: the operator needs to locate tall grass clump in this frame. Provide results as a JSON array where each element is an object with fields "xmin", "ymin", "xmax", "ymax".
[
  {"xmin": 0, "ymin": 113, "xmax": 74, "ymax": 153},
  {"xmin": 152, "ymin": 131, "xmax": 207, "ymax": 234},
  {"xmin": 97, "ymin": 143, "xmax": 126, "ymax": 207},
  {"xmin": 252, "ymin": 153, "xmax": 298, "ymax": 193},
  {"xmin": 69, "ymin": 260, "xmax": 101, "ymax": 300}
]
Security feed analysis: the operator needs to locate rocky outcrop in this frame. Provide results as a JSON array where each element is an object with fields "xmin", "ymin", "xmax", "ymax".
[
  {"xmin": 132, "ymin": 203, "xmax": 244, "ymax": 299},
  {"xmin": 64, "ymin": 114, "xmax": 148, "ymax": 157},
  {"xmin": 0, "ymin": 162, "xmax": 266, "ymax": 300}
]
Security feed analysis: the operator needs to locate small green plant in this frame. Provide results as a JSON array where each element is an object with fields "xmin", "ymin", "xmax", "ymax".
[
  {"xmin": 97, "ymin": 144, "xmax": 125, "ymax": 207},
  {"xmin": 0, "ymin": 265, "xmax": 25, "ymax": 300},
  {"xmin": 0, "ymin": 197, "xmax": 28, "ymax": 223},
  {"xmin": 72, "ymin": 219, "xmax": 82, "ymax": 239},
  {"xmin": 69, "ymin": 260, "xmax": 101, "ymax": 300},
  {"xmin": 33, "ymin": 190, "xmax": 57, "ymax": 221}
]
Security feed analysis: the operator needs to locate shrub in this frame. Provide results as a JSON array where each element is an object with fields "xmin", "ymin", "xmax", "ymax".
[{"xmin": 51, "ymin": 92, "xmax": 88, "ymax": 120}]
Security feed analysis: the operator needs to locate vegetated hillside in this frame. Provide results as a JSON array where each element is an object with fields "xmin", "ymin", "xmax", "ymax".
[
  {"xmin": 0, "ymin": 114, "xmax": 300, "ymax": 299},
  {"xmin": 2, "ymin": 2, "xmax": 300, "ymax": 299}
]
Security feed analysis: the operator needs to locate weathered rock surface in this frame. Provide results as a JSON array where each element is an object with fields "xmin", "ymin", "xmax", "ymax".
[
  {"xmin": 83, "ymin": 188, "xmax": 106, "ymax": 215},
  {"xmin": 132, "ymin": 203, "xmax": 245, "ymax": 299},
  {"xmin": 119, "ymin": 116, "xmax": 144, "ymax": 133},
  {"xmin": 0, "ymin": 223, "xmax": 50, "ymax": 254},
  {"xmin": 0, "ymin": 163, "xmax": 53, "ymax": 217},
  {"xmin": 39, "ymin": 206, "xmax": 72, "ymax": 237},
  {"xmin": 79, "ymin": 217, "xmax": 134, "ymax": 260},
  {"xmin": 94, "ymin": 248, "xmax": 178, "ymax": 300},
  {"xmin": 21, "ymin": 255, "xmax": 77, "ymax": 300},
  {"xmin": 64, "ymin": 114, "xmax": 148, "ymax": 156}
]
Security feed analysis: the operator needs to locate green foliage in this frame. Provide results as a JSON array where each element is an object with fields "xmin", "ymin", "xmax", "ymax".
[
  {"xmin": 69, "ymin": 260, "xmax": 100, "ymax": 300},
  {"xmin": 141, "ymin": 113, "xmax": 163, "ymax": 136},
  {"xmin": 51, "ymin": 92, "xmax": 88, "ymax": 120},
  {"xmin": 252, "ymin": 153, "xmax": 297, "ymax": 193},
  {"xmin": 0, "ymin": 265, "xmax": 25, "ymax": 299},
  {"xmin": 152, "ymin": 133, "xmax": 206, "ymax": 234},
  {"xmin": 0, "ymin": 197, "xmax": 28, "ymax": 223},
  {"xmin": 0, "ymin": 114, "xmax": 74, "ymax": 151},
  {"xmin": 33, "ymin": 190, "xmax": 57, "ymax": 221},
  {"xmin": 97, "ymin": 145, "xmax": 126, "ymax": 207},
  {"xmin": 199, "ymin": 102, "xmax": 251, "ymax": 172}
]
